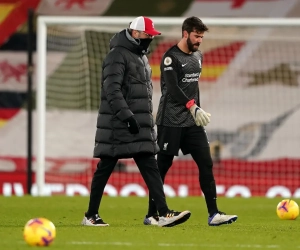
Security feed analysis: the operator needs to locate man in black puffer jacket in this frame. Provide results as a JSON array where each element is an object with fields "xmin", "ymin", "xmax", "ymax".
[{"xmin": 82, "ymin": 16, "xmax": 191, "ymax": 227}]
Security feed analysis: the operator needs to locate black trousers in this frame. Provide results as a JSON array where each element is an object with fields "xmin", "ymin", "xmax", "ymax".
[
  {"xmin": 87, "ymin": 153, "xmax": 169, "ymax": 217},
  {"xmin": 148, "ymin": 125, "xmax": 218, "ymax": 216}
]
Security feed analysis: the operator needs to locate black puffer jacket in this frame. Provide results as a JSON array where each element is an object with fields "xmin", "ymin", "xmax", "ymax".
[{"xmin": 93, "ymin": 29, "xmax": 159, "ymax": 158}]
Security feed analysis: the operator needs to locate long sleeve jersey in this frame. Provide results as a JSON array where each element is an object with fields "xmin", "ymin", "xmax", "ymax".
[{"xmin": 156, "ymin": 45, "xmax": 203, "ymax": 127}]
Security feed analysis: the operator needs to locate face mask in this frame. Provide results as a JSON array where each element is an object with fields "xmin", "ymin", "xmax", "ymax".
[
  {"xmin": 139, "ymin": 38, "xmax": 153, "ymax": 51},
  {"xmin": 135, "ymin": 36, "xmax": 153, "ymax": 53}
]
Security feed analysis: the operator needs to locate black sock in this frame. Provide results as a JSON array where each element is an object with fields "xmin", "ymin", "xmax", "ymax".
[
  {"xmin": 201, "ymin": 179, "xmax": 218, "ymax": 216},
  {"xmin": 190, "ymin": 148, "xmax": 218, "ymax": 217},
  {"xmin": 147, "ymin": 197, "xmax": 158, "ymax": 217},
  {"xmin": 147, "ymin": 153, "xmax": 173, "ymax": 217}
]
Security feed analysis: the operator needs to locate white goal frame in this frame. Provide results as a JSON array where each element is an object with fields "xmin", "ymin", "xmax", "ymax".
[{"xmin": 36, "ymin": 16, "xmax": 300, "ymax": 195}]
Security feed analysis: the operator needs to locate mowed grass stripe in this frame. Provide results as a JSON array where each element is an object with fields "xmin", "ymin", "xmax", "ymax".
[{"xmin": 0, "ymin": 196, "xmax": 299, "ymax": 250}]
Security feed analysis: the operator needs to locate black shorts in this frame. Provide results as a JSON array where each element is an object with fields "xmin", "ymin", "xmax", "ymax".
[{"xmin": 157, "ymin": 125, "xmax": 210, "ymax": 156}]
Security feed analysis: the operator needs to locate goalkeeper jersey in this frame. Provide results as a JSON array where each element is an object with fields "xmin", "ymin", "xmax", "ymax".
[{"xmin": 156, "ymin": 45, "xmax": 203, "ymax": 127}]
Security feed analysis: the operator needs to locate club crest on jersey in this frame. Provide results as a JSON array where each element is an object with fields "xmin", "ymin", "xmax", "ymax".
[{"xmin": 164, "ymin": 57, "xmax": 172, "ymax": 66}]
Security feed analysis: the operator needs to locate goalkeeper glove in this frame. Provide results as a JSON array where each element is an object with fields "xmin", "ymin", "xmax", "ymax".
[{"xmin": 189, "ymin": 104, "xmax": 211, "ymax": 127}]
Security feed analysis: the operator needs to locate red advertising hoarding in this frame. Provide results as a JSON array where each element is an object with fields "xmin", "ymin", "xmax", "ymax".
[{"xmin": 0, "ymin": 156, "xmax": 299, "ymax": 197}]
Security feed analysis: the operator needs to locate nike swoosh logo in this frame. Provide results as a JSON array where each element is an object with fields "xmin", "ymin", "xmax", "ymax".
[{"xmin": 182, "ymin": 63, "xmax": 187, "ymax": 67}]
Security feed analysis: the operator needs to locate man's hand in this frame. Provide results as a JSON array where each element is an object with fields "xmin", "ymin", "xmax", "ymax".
[
  {"xmin": 189, "ymin": 104, "xmax": 211, "ymax": 126},
  {"xmin": 124, "ymin": 116, "xmax": 140, "ymax": 134}
]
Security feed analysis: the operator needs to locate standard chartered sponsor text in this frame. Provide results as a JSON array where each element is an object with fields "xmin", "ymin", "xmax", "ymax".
[{"xmin": 182, "ymin": 72, "xmax": 200, "ymax": 82}]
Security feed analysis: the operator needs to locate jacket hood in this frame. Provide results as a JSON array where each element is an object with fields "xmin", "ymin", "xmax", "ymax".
[{"xmin": 109, "ymin": 29, "xmax": 149, "ymax": 54}]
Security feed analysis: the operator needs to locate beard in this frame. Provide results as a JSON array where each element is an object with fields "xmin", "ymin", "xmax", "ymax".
[{"xmin": 187, "ymin": 36, "xmax": 200, "ymax": 52}]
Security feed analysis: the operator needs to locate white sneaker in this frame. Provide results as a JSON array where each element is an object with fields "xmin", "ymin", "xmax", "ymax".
[
  {"xmin": 81, "ymin": 213, "xmax": 109, "ymax": 227},
  {"xmin": 158, "ymin": 210, "xmax": 191, "ymax": 227},
  {"xmin": 143, "ymin": 214, "xmax": 159, "ymax": 225},
  {"xmin": 208, "ymin": 211, "xmax": 238, "ymax": 226}
]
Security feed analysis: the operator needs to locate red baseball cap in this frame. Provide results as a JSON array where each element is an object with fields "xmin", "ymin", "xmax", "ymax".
[{"xmin": 130, "ymin": 16, "xmax": 161, "ymax": 36}]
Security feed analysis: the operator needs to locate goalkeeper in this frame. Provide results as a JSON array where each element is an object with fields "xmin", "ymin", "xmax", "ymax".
[{"xmin": 143, "ymin": 16, "xmax": 238, "ymax": 226}]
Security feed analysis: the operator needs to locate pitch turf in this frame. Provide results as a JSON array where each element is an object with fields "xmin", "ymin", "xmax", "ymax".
[{"xmin": 0, "ymin": 196, "xmax": 299, "ymax": 250}]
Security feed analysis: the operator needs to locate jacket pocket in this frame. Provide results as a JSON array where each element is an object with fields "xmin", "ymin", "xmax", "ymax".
[
  {"xmin": 114, "ymin": 128, "xmax": 134, "ymax": 143},
  {"xmin": 112, "ymin": 118, "xmax": 134, "ymax": 143}
]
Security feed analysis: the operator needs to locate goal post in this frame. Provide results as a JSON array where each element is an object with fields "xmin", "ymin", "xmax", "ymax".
[{"xmin": 35, "ymin": 16, "xmax": 300, "ymax": 196}]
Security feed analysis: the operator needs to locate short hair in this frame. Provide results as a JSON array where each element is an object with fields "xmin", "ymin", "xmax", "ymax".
[
  {"xmin": 128, "ymin": 22, "xmax": 133, "ymax": 34},
  {"xmin": 182, "ymin": 16, "xmax": 209, "ymax": 37}
]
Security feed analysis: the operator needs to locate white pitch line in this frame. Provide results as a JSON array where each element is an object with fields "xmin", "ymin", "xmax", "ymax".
[
  {"xmin": 69, "ymin": 241, "xmax": 288, "ymax": 248},
  {"xmin": 70, "ymin": 241, "xmax": 132, "ymax": 246}
]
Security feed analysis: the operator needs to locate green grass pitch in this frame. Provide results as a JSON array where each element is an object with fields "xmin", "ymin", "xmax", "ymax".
[{"xmin": 0, "ymin": 196, "xmax": 299, "ymax": 250}]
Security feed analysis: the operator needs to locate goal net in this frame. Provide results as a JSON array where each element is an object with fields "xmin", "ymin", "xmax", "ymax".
[{"xmin": 34, "ymin": 17, "xmax": 300, "ymax": 197}]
